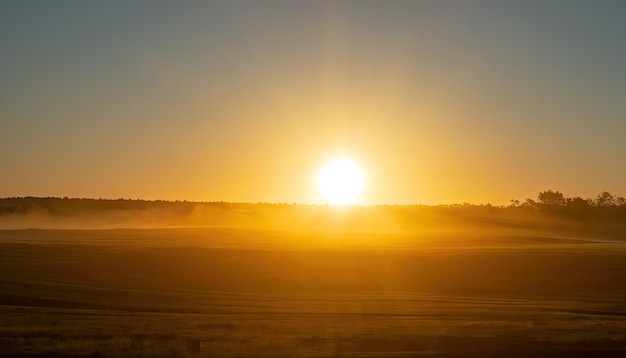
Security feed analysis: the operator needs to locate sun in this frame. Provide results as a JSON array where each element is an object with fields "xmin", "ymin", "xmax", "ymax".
[{"xmin": 318, "ymin": 158, "xmax": 365, "ymax": 205}]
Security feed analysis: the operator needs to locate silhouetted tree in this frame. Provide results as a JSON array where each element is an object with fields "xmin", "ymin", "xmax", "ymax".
[
  {"xmin": 595, "ymin": 191, "xmax": 616, "ymax": 207},
  {"xmin": 538, "ymin": 190, "xmax": 565, "ymax": 205},
  {"xmin": 617, "ymin": 197, "xmax": 626, "ymax": 206},
  {"xmin": 565, "ymin": 197, "xmax": 591, "ymax": 209},
  {"xmin": 523, "ymin": 198, "xmax": 537, "ymax": 207},
  {"xmin": 509, "ymin": 199, "xmax": 521, "ymax": 207}
]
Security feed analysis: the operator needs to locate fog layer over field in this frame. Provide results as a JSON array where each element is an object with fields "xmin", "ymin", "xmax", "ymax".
[{"xmin": 0, "ymin": 199, "xmax": 625, "ymax": 357}]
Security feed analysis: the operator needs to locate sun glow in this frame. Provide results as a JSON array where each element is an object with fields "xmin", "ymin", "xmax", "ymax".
[{"xmin": 318, "ymin": 158, "xmax": 365, "ymax": 205}]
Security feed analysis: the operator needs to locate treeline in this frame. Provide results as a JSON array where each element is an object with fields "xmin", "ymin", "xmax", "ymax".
[
  {"xmin": 0, "ymin": 197, "xmax": 197, "ymax": 216},
  {"xmin": 1, "ymin": 194, "xmax": 625, "ymax": 231},
  {"xmin": 510, "ymin": 190, "xmax": 626, "ymax": 208},
  {"xmin": 1, "ymin": 192, "xmax": 625, "ymax": 216},
  {"xmin": 0, "ymin": 197, "xmax": 298, "ymax": 216}
]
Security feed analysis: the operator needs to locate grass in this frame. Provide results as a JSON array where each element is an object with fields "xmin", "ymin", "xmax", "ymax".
[{"xmin": 0, "ymin": 226, "xmax": 625, "ymax": 357}]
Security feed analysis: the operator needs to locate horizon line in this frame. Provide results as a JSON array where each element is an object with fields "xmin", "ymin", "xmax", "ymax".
[{"xmin": 1, "ymin": 194, "xmax": 624, "ymax": 208}]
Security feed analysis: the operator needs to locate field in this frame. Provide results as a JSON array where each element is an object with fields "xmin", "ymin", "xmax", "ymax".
[{"xmin": 1, "ymin": 206, "xmax": 626, "ymax": 357}]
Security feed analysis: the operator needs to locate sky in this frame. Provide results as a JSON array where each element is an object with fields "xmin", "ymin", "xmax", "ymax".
[{"xmin": 1, "ymin": 0, "xmax": 625, "ymax": 205}]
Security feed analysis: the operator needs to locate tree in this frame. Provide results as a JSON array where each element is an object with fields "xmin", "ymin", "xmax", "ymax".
[
  {"xmin": 565, "ymin": 197, "xmax": 591, "ymax": 209},
  {"xmin": 523, "ymin": 198, "xmax": 537, "ymax": 207},
  {"xmin": 595, "ymin": 191, "xmax": 616, "ymax": 207},
  {"xmin": 537, "ymin": 190, "xmax": 565, "ymax": 205}
]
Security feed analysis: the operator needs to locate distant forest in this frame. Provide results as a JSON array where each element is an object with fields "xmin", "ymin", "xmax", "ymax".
[
  {"xmin": 509, "ymin": 190, "xmax": 626, "ymax": 208},
  {"xmin": 0, "ymin": 190, "xmax": 625, "ymax": 226},
  {"xmin": 0, "ymin": 196, "xmax": 200, "ymax": 216},
  {"xmin": 1, "ymin": 190, "xmax": 625, "ymax": 214}
]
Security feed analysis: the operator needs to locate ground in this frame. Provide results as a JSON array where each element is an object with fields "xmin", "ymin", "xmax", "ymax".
[{"xmin": 0, "ymin": 225, "xmax": 625, "ymax": 357}]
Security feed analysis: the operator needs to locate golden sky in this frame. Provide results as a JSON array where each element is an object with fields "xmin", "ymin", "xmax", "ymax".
[{"xmin": 1, "ymin": 1, "xmax": 625, "ymax": 205}]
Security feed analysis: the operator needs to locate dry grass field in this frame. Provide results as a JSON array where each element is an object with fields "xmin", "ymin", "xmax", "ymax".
[{"xmin": 1, "ymin": 213, "xmax": 625, "ymax": 357}]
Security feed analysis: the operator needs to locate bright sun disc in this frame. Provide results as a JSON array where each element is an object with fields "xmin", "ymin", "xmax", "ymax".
[{"xmin": 318, "ymin": 158, "xmax": 365, "ymax": 205}]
